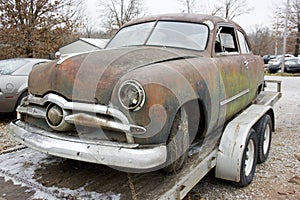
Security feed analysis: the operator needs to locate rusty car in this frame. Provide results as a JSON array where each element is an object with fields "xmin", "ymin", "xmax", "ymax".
[{"xmin": 9, "ymin": 14, "xmax": 264, "ymax": 174}]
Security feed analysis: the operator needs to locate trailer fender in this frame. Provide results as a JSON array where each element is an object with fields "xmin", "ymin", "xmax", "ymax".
[{"xmin": 215, "ymin": 104, "xmax": 274, "ymax": 182}]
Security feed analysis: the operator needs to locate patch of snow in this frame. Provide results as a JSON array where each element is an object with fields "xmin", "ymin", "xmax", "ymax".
[{"xmin": 0, "ymin": 148, "xmax": 120, "ymax": 200}]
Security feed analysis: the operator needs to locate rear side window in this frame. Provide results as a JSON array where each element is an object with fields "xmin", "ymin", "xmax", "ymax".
[{"xmin": 237, "ymin": 30, "xmax": 251, "ymax": 54}]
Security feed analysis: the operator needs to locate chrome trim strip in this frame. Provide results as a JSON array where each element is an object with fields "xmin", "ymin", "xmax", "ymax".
[
  {"xmin": 56, "ymin": 51, "xmax": 95, "ymax": 65},
  {"xmin": 17, "ymin": 106, "xmax": 46, "ymax": 119},
  {"xmin": 220, "ymin": 89, "xmax": 250, "ymax": 106},
  {"xmin": 9, "ymin": 120, "xmax": 166, "ymax": 170},
  {"xmin": 65, "ymin": 113, "xmax": 146, "ymax": 134},
  {"xmin": 64, "ymin": 102, "xmax": 108, "ymax": 114}
]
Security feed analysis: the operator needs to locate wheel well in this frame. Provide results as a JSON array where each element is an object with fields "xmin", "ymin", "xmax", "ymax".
[
  {"xmin": 181, "ymin": 99, "xmax": 206, "ymax": 143},
  {"xmin": 257, "ymin": 84, "xmax": 263, "ymax": 95},
  {"xmin": 15, "ymin": 90, "xmax": 28, "ymax": 108}
]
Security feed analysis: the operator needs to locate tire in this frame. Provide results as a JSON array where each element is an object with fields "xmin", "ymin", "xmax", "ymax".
[
  {"xmin": 268, "ymin": 69, "xmax": 277, "ymax": 73},
  {"xmin": 163, "ymin": 108, "xmax": 189, "ymax": 173},
  {"xmin": 14, "ymin": 91, "xmax": 27, "ymax": 117},
  {"xmin": 236, "ymin": 128, "xmax": 258, "ymax": 187},
  {"xmin": 255, "ymin": 115, "xmax": 272, "ymax": 163}
]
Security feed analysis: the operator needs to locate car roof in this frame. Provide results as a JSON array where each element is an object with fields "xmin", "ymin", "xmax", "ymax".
[
  {"xmin": 286, "ymin": 57, "xmax": 300, "ymax": 61},
  {"xmin": 123, "ymin": 13, "xmax": 242, "ymax": 31}
]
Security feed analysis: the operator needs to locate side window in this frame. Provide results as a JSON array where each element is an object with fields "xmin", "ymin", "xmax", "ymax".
[
  {"xmin": 237, "ymin": 30, "xmax": 251, "ymax": 54},
  {"xmin": 215, "ymin": 26, "xmax": 239, "ymax": 55}
]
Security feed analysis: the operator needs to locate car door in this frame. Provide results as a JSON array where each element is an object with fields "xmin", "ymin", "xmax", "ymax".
[
  {"xmin": 213, "ymin": 25, "xmax": 249, "ymax": 121},
  {"xmin": 236, "ymin": 29, "xmax": 262, "ymax": 102}
]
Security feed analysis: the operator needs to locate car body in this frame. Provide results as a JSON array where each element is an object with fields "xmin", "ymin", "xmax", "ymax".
[
  {"xmin": 0, "ymin": 58, "xmax": 50, "ymax": 113},
  {"xmin": 10, "ymin": 14, "xmax": 264, "ymax": 172},
  {"xmin": 284, "ymin": 57, "xmax": 300, "ymax": 73},
  {"xmin": 268, "ymin": 54, "xmax": 294, "ymax": 73}
]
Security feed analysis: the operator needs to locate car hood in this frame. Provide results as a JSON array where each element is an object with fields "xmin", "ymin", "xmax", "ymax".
[{"xmin": 29, "ymin": 47, "xmax": 199, "ymax": 105}]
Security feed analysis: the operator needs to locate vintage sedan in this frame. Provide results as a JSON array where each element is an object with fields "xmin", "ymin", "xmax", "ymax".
[
  {"xmin": 9, "ymin": 14, "xmax": 264, "ymax": 172},
  {"xmin": 0, "ymin": 58, "xmax": 49, "ymax": 114}
]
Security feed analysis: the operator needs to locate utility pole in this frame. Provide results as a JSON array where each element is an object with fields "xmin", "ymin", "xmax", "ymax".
[
  {"xmin": 275, "ymin": 8, "xmax": 279, "ymax": 56},
  {"xmin": 281, "ymin": 0, "xmax": 290, "ymax": 73}
]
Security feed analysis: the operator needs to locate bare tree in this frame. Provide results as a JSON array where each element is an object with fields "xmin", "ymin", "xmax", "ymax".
[
  {"xmin": 77, "ymin": 1, "xmax": 102, "ymax": 39},
  {"xmin": 272, "ymin": 0, "xmax": 300, "ymax": 56},
  {"xmin": 0, "ymin": 0, "xmax": 82, "ymax": 59},
  {"xmin": 98, "ymin": 0, "xmax": 145, "ymax": 35},
  {"xmin": 177, "ymin": 0, "xmax": 197, "ymax": 13},
  {"xmin": 81, "ymin": 16, "xmax": 97, "ymax": 38},
  {"xmin": 211, "ymin": 0, "xmax": 253, "ymax": 20},
  {"xmin": 289, "ymin": 0, "xmax": 300, "ymax": 56},
  {"xmin": 248, "ymin": 25, "xmax": 276, "ymax": 56}
]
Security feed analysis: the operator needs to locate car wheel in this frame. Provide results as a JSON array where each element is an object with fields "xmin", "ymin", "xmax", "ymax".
[
  {"xmin": 255, "ymin": 115, "xmax": 272, "ymax": 163},
  {"xmin": 163, "ymin": 108, "xmax": 189, "ymax": 173},
  {"xmin": 236, "ymin": 128, "xmax": 258, "ymax": 187}
]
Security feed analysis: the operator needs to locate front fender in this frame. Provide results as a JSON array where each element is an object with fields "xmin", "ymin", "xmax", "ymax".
[{"xmin": 111, "ymin": 61, "xmax": 204, "ymax": 145}]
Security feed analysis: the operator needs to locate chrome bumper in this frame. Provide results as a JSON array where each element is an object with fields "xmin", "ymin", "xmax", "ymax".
[{"xmin": 9, "ymin": 120, "xmax": 167, "ymax": 170}]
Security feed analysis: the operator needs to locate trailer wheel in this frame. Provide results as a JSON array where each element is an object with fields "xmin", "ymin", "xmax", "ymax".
[
  {"xmin": 236, "ymin": 128, "xmax": 258, "ymax": 186},
  {"xmin": 255, "ymin": 115, "xmax": 272, "ymax": 163},
  {"xmin": 163, "ymin": 108, "xmax": 189, "ymax": 173}
]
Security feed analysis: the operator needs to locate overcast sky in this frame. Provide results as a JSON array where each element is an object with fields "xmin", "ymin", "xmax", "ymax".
[
  {"xmin": 87, "ymin": 0, "xmax": 286, "ymax": 32},
  {"xmin": 144, "ymin": 0, "xmax": 285, "ymax": 32}
]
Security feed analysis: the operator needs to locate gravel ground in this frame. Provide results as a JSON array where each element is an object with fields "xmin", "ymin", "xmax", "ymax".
[
  {"xmin": 0, "ymin": 114, "xmax": 19, "ymax": 153},
  {"xmin": 0, "ymin": 76, "xmax": 299, "ymax": 200}
]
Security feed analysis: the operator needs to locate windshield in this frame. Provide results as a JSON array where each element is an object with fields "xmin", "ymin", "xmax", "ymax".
[
  {"xmin": 0, "ymin": 59, "xmax": 28, "ymax": 75},
  {"xmin": 106, "ymin": 21, "xmax": 209, "ymax": 51},
  {"xmin": 286, "ymin": 59, "xmax": 300, "ymax": 65}
]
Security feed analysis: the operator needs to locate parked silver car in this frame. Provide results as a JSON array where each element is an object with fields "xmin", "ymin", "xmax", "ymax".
[
  {"xmin": 268, "ymin": 54, "xmax": 294, "ymax": 73},
  {"xmin": 0, "ymin": 58, "xmax": 50, "ymax": 113}
]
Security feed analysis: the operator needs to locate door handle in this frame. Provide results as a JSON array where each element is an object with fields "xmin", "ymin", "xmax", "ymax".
[{"xmin": 244, "ymin": 61, "xmax": 249, "ymax": 69}]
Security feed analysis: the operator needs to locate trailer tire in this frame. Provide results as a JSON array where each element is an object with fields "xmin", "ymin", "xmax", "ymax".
[
  {"xmin": 163, "ymin": 108, "xmax": 189, "ymax": 173},
  {"xmin": 255, "ymin": 115, "xmax": 272, "ymax": 163},
  {"xmin": 236, "ymin": 128, "xmax": 258, "ymax": 187}
]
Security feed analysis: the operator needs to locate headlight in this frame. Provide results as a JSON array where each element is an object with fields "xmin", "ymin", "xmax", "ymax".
[{"xmin": 118, "ymin": 80, "xmax": 145, "ymax": 111}]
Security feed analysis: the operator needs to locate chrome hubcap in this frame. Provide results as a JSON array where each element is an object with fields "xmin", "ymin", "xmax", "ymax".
[
  {"xmin": 245, "ymin": 139, "xmax": 255, "ymax": 176},
  {"xmin": 263, "ymin": 125, "xmax": 270, "ymax": 154}
]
